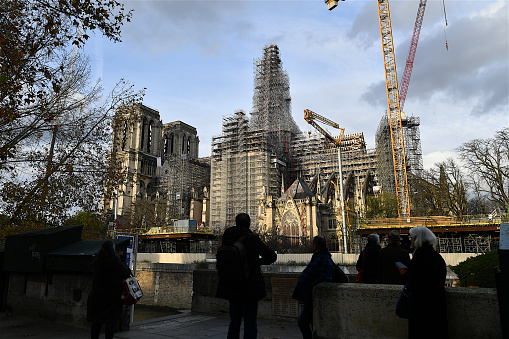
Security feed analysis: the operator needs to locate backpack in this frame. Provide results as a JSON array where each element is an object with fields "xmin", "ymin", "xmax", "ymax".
[
  {"xmin": 332, "ymin": 262, "xmax": 349, "ymax": 283},
  {"xmin": 216, "ymin": 235, "xmax": 250, "ymax": 285}
]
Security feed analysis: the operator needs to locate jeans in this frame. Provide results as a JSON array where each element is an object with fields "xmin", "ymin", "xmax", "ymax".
[
  {"xmin": 227, "ymin": 299, "xmax": 258, "ymax": 339},
  {"xmin": 90, "ymin": 322, "xmax": 116, "ymax": 339},
  {"xmin": 297, "ymin": 300, "xmax": 313, "ymax": 339}
]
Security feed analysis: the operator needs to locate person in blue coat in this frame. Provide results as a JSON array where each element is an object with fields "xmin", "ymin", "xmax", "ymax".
[{"xmin": 292, "ymin": 236, "xmax": 334, "ymax": 339}]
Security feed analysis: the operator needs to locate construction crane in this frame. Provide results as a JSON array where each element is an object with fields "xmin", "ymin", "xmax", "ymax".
[
  {"xmin": 399, "ymin": 0, "xmax": 428, "ymax": 112},
  {"xmin": 304, "ymin": 109, "xmax": 345, "ymax": 146},
  {"xmin": 303, "ymin": 109, "xmax": 348, "ymax": 252},
  {"xmin": 325, "ymin": 0, "xmax": 411, "ymax": 218}
]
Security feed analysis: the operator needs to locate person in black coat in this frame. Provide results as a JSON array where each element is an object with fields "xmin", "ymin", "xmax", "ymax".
[
  {"xmin": 356, "ymin": 233, "xmax": 381, "ymax": 283},
  {"xmin": 87, "ymin": 240, "xmax": 131, "ymax": 339},
  {"xmin": 292, "ymin": 236, "xmax": 334, "ymax": 339},
  {"xmin": 216, "ymin": 213, "xmax": 277, "ymax": 339},
  {"xmin": 378, "ymin": 230, "xmax": 411, "ymax": 285},
  {"xmin": 407, "ymin": 226, "xmax": 448, "ymax": 339}
]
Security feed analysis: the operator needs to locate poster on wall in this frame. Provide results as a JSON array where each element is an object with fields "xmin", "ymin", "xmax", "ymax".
[{"xmin": 117, "ymin": 235, "xmax": 135, "ymax": 269}]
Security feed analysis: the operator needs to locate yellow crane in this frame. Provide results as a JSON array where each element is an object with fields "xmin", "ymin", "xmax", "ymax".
[
  {"xmin": 325, "ymin": 0, "xmax": 410, "ymax": 218},
  {"xmin": 303, "ymin": 109, "xmax": 348, "ymax": 252},
  {"xmin": 304, "ymin": 109, "xmax": 344, "ymax": 147}
]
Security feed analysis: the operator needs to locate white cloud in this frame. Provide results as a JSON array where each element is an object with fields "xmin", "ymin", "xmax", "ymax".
[{"xmin": 88, "ymin": 0, "xmax": 508, "ymax": 159}]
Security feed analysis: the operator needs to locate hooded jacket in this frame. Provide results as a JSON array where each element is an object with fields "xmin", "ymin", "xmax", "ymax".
[{"xmin": 292, "ymin": 249, "xmax": 334, "ymax": 303}]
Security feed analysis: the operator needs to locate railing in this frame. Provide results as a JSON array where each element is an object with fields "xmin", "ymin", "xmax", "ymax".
[{"xmin": 360, "ymin": 215, "xmax": 508, "ymax": 229}]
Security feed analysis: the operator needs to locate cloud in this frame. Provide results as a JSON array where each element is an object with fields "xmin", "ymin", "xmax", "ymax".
[
  {"xmin": 358, "ymin": 1, "xmax": 508, "ymax": 117},
  {"xmin": 121, "ymin": 1, "xmax": 252, "ymax": 55}
]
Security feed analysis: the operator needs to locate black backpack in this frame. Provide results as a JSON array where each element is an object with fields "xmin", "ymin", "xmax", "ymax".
[
  {"xmin": 216, "ymin": 235, "xmax": 250, "ymax": 285},
  {"xmin": 332, "ymin": 262, "xmax": 349, "ymax": 283}
]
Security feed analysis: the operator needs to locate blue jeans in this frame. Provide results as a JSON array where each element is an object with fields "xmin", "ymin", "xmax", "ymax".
[
  {"xmin": 227, "ymin": 299, "xmax": 258, "ymax": 339},
  {"xmin": 297, "ymin": 300, "xmax": 313, "ymax": 339}
]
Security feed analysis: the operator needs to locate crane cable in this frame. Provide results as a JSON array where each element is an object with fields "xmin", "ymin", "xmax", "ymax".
[{"xmin": 441, "ymin": 0, "xmax": 449, "ymax": 50}]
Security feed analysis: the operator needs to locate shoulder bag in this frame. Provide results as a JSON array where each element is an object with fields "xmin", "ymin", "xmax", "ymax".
[
  {"xmin": 121, "ymin": 276, "xmax": 144, "ymax": 306},
  {"xmin": 356, "ymin": 251, "xmax": 364, "ymax": 283},
  {"xmin": 395, "ymin": 281, "xmax": 413, "ymax": 319}
]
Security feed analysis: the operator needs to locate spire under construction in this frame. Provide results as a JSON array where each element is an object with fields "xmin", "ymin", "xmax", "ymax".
[{"xmin": 250, "ymin": 44, "xmax": 300, "ymax": 135}]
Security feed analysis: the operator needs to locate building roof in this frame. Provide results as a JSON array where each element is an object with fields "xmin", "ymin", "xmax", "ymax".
[{"xmin": 280, "ymin": 178, "xmax": 314, "ymax": 200}]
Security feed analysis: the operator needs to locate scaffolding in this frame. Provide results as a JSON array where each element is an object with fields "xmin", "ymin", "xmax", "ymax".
[
  {"xmin": 210, "ymin": 109, "xmax": 288, "ymax": 230},
  {"xmin": 375, "ymin": 112, "xmax": 423, "ymax": 198},
  {"xmin": 159, "ymin": 154, "xmax": 211, "ymax": 223},
  {"xmin": 210, "ymin": 45, "xmax": 300, "ymax": 231}
]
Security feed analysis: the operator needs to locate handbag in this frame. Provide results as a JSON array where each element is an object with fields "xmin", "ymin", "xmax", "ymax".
[
  {"xmin": 396, "ymin": 282, "xmax": 413, "ymax": 319},
  {"xmin": 121, "ymin": 276, "xmax": 143, "ymax": 306},
  {"xmin": 356, "ymin": 251, "xmax": 364, "ymax": 283}
]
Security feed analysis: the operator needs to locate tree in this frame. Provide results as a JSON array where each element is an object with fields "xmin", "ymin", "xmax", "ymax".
[
  {"xmin": 63, "ymin": 210, "xmax": 105, "ymax": 240},
  {"xmin": 1, "ymin": 0, "xmax": 132, "ymax": 166},
  {"xmin": 0, "ymin": 52, "xmax": 143, "ymax": 235},
  {"xmin": 365, "ymin": 191, "xmax": 399, "ymax": 219},
  {"xmin": 458, "ymin": 128, "xmax": 509, "ymax": 213},
  {"xmin": 128, "ymin": 198, "xmax": 168, "ymax": 231},
  {"xmin": 411, "ymin": 158, "xmax": 469, "ymax": 218},
  {"xmin": 0, "ymin": 1, "xmax": 141, "ymax": 238}
]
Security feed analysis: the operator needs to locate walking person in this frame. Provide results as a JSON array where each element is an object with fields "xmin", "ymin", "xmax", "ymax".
[
  {"xmin": 356, "ymin": 233, "xmax": 381, "ymax": 283},
  {"xmin": 378, "ymin": 230, "xmax": 411, "ymax": 285},
  {"xmin": 87, "ymin": 240, "xmax": 131, "ymax": 339},
  {"xmin": 216, "ymin": 213, "xmax": 277, "ymax": 339},
  {"xmin": 292, "ymin": 236, "xmax": 334, "ymax": 339},
  {"xmin": 407, "ymin": 226, "xmax": 448, "ymax": 339}
]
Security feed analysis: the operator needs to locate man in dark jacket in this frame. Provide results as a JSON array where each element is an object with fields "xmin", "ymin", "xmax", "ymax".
[
  {"xmin": 216, "ymin": 213, "xmax": 277, "ymax": 339},
  {"xmin": 378, "ymin": 230, "xmax": 411, "ymax": 285},
  {"xmin": 292, "ymin": 236, "xmax": 334, "ymax": 339}
]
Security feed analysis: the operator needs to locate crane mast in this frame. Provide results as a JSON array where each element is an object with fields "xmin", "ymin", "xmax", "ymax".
[
  {"xmin": 399, "ymin": 0, "xmax": 427, "ymax": 112},
  {"xmin": 303, "ymin": 109, "xmax": 348, "ymax": 252},
  {"xmin": 326, "ymin": 0, "xmax": 410, "ymax": 217}
]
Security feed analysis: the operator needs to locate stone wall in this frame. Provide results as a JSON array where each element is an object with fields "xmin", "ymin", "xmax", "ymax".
[
  {"xmin": 191, "ymin": 269, "xmax": 302, "ymax": 319},
  {"xmin": 313, "ymin": 283, "xmax": 502, "ymax": 339},
  {"xmin": 6, "ymin": 272, "xmax": 92, "ymax": 328},
  {"xmin": 136, "ymin": 263, "xmax": 195, "ymax": 309}
]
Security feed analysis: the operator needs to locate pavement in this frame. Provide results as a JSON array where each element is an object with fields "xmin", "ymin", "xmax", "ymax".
[{"xmin": 0, "ymin": 310, "xmax": 302, "ymax": 339}]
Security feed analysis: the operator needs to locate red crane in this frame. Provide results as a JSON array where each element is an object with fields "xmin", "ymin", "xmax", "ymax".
[{"xmin": 398, "ymin": 0, "xmax": 428, "ymax": 112}]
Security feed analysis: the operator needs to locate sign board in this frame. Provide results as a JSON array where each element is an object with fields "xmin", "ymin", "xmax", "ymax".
[
  {"xmin": 272, "ymin": 278, "xmax": 300, "ymax": 317},
  {"xmin": 500, "ymin": 223, "xmax": 509, "ymax": 250},
  {"xmin": 117, "ymin": 235, "xmax": 135, "ymax": 269}
]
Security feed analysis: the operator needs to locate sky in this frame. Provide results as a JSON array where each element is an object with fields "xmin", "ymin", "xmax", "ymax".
[{"xmin": 83, "ymin": 0, "xmax": 508, "ymax": 169}]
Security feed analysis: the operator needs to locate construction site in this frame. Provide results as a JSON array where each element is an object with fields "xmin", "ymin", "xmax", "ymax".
[{"xmin": 105, "ymin": 1, "xmax": 503, "ymax": 254}]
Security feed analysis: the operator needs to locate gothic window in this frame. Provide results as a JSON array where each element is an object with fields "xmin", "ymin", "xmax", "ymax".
[
  {"xmin": 121, "ymin": 121, "xmax": 127, "ymax": 151},
  {"xmin": 147, "ymin": 121, "xmax": 153, "ymax": 153},
  {"xmin": 181, "ymin": 134, "xmax": 186, "ymax": 154},
  {"xmin": 140, "ymin": 118, "xmax": 146, "ymax": 150},
  {"xmin": 328, "ymin": 219, "xmax": 337, "ymax": 230},
  {"xmin": 187, "ymin": 137, "xmax": 191, "ymax": 154},
  {"xmin": 281, "ymin": 211, "xmax": 300, "ymax": 241},
  {"xmin": 328, "ymin": 234, "xmax": 340, "ymax": 252},
  {"xmin": 170, "ymin": 133, "xmax": 174, "ymax": 154},
  {"xmin": 164, "ymin": 135, "xmax": 169, "ymax": 155}
]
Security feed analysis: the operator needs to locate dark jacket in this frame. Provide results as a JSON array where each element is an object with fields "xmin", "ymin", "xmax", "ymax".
[
  {"xmin": 86, "ymin": 255, "xmax": 131, "ymax": 324},
  {"xmin": 408, "ymin": 244, "xmax": 448, "ymax": 339},
  {"xmin": 378, "ymin": 243, "xmax": 411, "ymax": 285},
  {"xmin": 292, "ymin": 249, "xmax": 334, "ymax": 303},
  {"xmin": 216, "ymin": 226, "xmax": 277, "ymax": 301},
  {"xmin": 356, "ymin": 242, "xmax": 381, "ymax": 283}
]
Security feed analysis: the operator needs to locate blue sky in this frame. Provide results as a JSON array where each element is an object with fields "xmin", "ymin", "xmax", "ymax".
[{"xmin": 83, "ymin": 0, "xmax": 508, "ymax": 168}]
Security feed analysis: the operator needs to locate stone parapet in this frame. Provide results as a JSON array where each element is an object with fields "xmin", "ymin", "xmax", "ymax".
[{"xmin": 313, "ymin": 283, "xmax": 501, "ymax": 339}]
